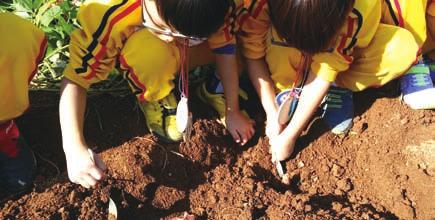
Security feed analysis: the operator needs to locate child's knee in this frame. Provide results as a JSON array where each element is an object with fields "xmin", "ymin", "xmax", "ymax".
[{"xmin": 379, "ymin": 25, "xmax": 419, "ymax": 72}]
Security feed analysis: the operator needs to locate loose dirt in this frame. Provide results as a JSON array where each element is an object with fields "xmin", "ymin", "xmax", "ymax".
[{"xmin": 0, "ymin": 82, "xmax": 434, "ymax": 219}]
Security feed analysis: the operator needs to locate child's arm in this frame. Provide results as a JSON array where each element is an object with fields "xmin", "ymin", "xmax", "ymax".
[
  {"xmin": 60, "ymin": 1, "xmax": 140, "ymax": 187},
  {"xmin": 245, "ymin": 58, "xmax": 281, "ymax": 138},
  {"xmin": 59, "ymin": 79, "xmax": 106, "ymax": 188},
  {"xmin": 215, "ymin": 54, "xmax": 254, "ymax": 145},
  {"xmin": 270, "ymin": 72, "xmax": 330, "ymax": 161}
]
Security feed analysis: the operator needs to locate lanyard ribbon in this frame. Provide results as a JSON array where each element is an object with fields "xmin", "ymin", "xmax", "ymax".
[
  {"xmin": 178, "ymin": 39, "xmax": 190, "ymax": 98},
  {"xmin": 292, "ymin": 52, "xmax": 312, "ymax": 93}
]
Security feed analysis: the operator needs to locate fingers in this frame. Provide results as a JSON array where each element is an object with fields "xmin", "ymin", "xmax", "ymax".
[
  {"xmin": 82, "ymin": 173, "xmax": 98, "ymax": 188},
  {"xmin": 239, "ymin": 130, "xmax": 248, "ymax": 146},
  {"xmin": 88, "ymin": 166, "xmax": 105, "ymax": 181},
  {"xmin": 239, "ymin": 122, "xmax": 256, "ymax": 146},
  {"xmin": 94, "ymin": 154, "xmax": 107, "ymax": 172},
  {"xmin": 229, "ymin": 129, "xmax": 242, "ymax": 144},
  {"xmin": 71, "ymin": 166, "xmax": 103, "ymax": 189}
]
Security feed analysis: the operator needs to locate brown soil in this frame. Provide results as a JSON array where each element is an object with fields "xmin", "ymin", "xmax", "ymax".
[{"xmin": 0, "ymin": 82, "xmax": 434, "ymax": 220}]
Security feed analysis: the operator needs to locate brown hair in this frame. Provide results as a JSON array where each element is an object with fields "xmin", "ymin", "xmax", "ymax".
[
  {"xmin": 155, "ymin": 0, "xmax": 230, "ymax": 38},
  {"xmin": 269, "ymin": 0, "xmax": 354, "ymax": 54}
]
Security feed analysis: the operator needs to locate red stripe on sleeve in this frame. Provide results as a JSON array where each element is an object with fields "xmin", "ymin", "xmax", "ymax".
[
  {"xmin": 28, "ymin": 37, "xmax": 48, "ymax": 83},
  {"xmin": 84, "ymin": 1, "xmax": 140, "ymax": 80},
  {"xmin": 252, "ymin": 0, "xmax": 267, "ymax": 18},
  {"xmin": 336, "ymin": 17, "xmax": 355, "ymax": 63},
  {"xmin": 119, "ymin": 55, "xmax": 147, "ymax": 102},
  {"xmin": 393, "ymin": 0, "xmax": 405, "ymax": 27}
]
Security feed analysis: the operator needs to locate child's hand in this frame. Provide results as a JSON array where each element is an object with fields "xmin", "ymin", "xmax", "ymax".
[
  {"xmin": 65, "ymin": 147, "xmax": 107, "ymax": 188},
  {"xmin": 226, "ymin": 110, "xmax": 255, "ymax": 146},
  {"xmin": 265, "ymin": 113, "xmax": 283, "ymax": 139},
  {"xmin": 269, "ymin": 133, "xmax": 296, "ymax": 162}
]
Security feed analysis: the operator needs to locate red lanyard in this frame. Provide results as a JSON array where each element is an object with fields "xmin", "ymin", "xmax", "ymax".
[
  {"xmin": 291, "ymin": 53, "xmax": 312, "ymax": 91},
  {"xmin": 178, "ymin": 39, "xmax": 189, "ymax": 98}
]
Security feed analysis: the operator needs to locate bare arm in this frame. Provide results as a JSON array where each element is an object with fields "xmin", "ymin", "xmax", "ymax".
[
  {"xmin": 271, "ymin": 72, "xmax": 331, "ymax": 161},
  {"xmin": 215, "ymin": 54, "xmax": 254, "ymax": 145},
  {"xmin": 246, "ymin": 58, "xmax": 281, "ymax": 138},
  {"xmin": 59, "ymin": 78, "xmax": 105, "ymax": 188},
  {"xmin": 59, "ymin": 78, "xmax": 87, "ymax": 151},
  {"xmin": 246, "ymin": 58, "xmax": 278, "ymax": 116}
]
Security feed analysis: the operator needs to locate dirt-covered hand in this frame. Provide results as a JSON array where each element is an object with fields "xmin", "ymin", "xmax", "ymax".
[
  {"xmin": 269, "ymin": 134, "xmax": 295, "ymax": 162},
  {"xmin": 65, "ymin": 147, "xmax": 107, "ymax": 188},
  {"xmin": 225, "ymin": 110, "xmax": 255, "ymax": 146}
]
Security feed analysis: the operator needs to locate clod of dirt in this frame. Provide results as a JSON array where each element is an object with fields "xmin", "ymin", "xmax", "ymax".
[
  {"xmin": 331, "ymin": 164, "xmax": 345, "ymax": 177},
  {"xmin": 400, "ymin": 118, "xmax": 409, "ymax": 125},
  {"xmin": 336, "ymin": 178, "xmax": 353, "ymax": 192},
  {"xmin": 353, "ymin": 120, "xmax": 368, "ymax": 134}
]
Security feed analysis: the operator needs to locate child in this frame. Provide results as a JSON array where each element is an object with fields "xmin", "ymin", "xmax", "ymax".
[
  {"xmin": 0, "ymin": 12, "xmax": 47, "ymax": 192},
  {"xmin": 423, "ymin": 2, "xmax": 435, "ymax": 83},
  {"xmin": 240, "ymin": 0, "xmax": 435, "ymax": 162},
  {"xmin": 60, "ymin": 0, "xmax": 255, "ymax": 188}
]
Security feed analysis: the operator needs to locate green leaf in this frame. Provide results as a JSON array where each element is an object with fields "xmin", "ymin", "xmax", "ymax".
[
  {"xmin": 12, "ymin": 0, "xmax": 33, "ymax": 12},
  {"xmin": 40, "ymin": 5, "xmax": 62, "ymax": 27},
  {"xmin": 33, "ymin": 0, "xmax": 44, "ymax": 9}
]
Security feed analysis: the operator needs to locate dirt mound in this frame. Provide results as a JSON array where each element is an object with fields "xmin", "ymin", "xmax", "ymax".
[
  {"xmin": 180, "ymin": 119, "xmax": 236, "ymax": 168},
  {"xmin": 0, "ymin": 88, "xmax": 434, "ymax": 219},
  {"xmin": 0, "ymin": 180, "xmax": 109, "ymax": 219}
]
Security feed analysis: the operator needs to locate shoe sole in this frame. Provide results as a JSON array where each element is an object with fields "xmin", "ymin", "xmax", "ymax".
[{"xmin": 330, "ymin": 120, "xmax": 354, "ymax": 135}]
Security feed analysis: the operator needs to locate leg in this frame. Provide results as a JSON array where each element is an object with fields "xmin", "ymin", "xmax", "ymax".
[
  {"xmin": 0, "ymin": 12, "xmax": 47, "ymax": 121},
  {"xmin": 336, "ymin": 24, "xmax": 419, "ymax": 90},
  {"xmin": 381, "ymin": 0, "xmax": 427, "ymax": 46},
  {"xmin": 337, "ymin": 24, "xmax": 435, "ymax": 109},
  {"xmin": 0, "ymin": 12, "xmax": 45, "ymax": 192},
  {"xmin": 120, "ymin": 29, "xmax": 183, "ymax": 142},
  {"xmin": 0, "ymin": 121, "xmax": 36, "ymax": 193},
  {"xmin": 423, "ymin": 6, "xmax": 435, "ymax": 81},
  {"xmin": 196, "ymin": 50, "xmax": 252, "ymax": 126},
  {"xmin": 266, "ymin": 40, "xmax": 354, "ymax": 134}
]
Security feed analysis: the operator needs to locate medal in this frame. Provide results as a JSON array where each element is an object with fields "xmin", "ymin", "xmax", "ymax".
[{"xmin": 177, "ymin": 40, "xmax": 193, "ymax": 140}]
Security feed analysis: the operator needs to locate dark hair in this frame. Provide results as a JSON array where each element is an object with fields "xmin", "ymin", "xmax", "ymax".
[
  {"xmin": 269, "ymin": 0, "xmax": 354, "ymax": 54},
  {"xmin": 155, "ymin": 0, "xmax": 231, "ymax": 38}
]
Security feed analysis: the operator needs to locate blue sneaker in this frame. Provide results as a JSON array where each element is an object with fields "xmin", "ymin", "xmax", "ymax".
[
  {"xmin": 400, "ymin": 62, "xmax": 435, "ymax": 109},
  {"xmin": 423, "ymin": 57, "xmax": 435, "ymax": 82},
  {"xmin": 321, "ymin": 86, "xmax": 354, "ymax": 135}
]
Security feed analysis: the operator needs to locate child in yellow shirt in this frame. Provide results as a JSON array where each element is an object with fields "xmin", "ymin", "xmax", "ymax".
[
  {"xmin": 0, "ymin": 12, "xmax": 47, "ymax": 192},
  {"xmin": 241, "ymin": 0, "xmax": 434, "ymax": 162},
  {"xmin": 60, "ymin": 0, "xmax": 255, "ymax": 188},
  {"xmin": 423, "ymin": 0, "xmax": 435, "ymax": 83}
]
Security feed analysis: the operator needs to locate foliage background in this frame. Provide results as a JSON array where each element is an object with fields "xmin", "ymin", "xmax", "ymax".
[
  {"xmin": 0, "ymin": 0, "xmax": 130, "ymax": 95},
  {"xmin": 0, "ymin": 0, "xmax": 212, "ymax": 95}
]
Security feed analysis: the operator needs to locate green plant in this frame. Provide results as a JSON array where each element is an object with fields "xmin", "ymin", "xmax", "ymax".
[
  {"xmin": 0, "ymin": 0, "xmax": 131, "ymax": 95},
  {"xmin": 0, "ymin": 0, "xmax": 81, "ymax": 88}
]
